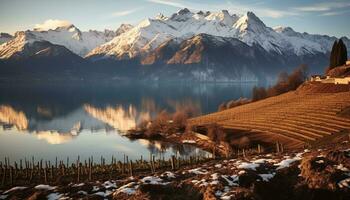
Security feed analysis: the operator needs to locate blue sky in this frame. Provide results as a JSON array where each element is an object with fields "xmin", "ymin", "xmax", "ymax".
[{"xmin": 0, "ymin": 0, "xmax": 349, "ymax": 37}]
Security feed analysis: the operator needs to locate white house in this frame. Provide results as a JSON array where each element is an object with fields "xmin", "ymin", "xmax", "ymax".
[
  {"xmin": 310, "ymin": 75, "xmax": 350, "ymax": 84},
  {"xmin": 346, "ymin": 60, "xmax": 350, "ymax": 66},
  {"xmin": 334, "ymin": 77, "xmax": 350, "ymax": 84}
]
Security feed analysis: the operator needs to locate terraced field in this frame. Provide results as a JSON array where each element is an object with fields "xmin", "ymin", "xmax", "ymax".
[{"xmin": 188, "ymin": 91, "xmax": 350, "ymax": 148}]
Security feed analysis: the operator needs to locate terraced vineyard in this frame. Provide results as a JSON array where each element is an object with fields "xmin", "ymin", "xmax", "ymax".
[{"xmin": 188, "ymin": 91, "xmax": 350, "ymax": 148}]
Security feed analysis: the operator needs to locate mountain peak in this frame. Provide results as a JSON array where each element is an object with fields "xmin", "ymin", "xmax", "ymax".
[
  {"xmin": 155, "ymin": 13, "xmax": 168, "ymax": 20},
  {"xmin": 234, "ymin": 11, "xmax": 266, "ymax": 33},
  {"xmin": 177, "ymin": 8, "xmax": 191, "ymax": 15},
  {"xmin": 170, "ymin": 8, "xmax": 193, "ymax": 21},
  {"xmin": 115, "ymin": 24, "xmax": 134, "ymax": 36},
  {"xmin": 33, "ymin": 19, "xmax": 74, "ymax": 32}
]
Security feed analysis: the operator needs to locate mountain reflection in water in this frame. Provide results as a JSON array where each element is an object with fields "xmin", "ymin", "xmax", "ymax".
[{"xmin": 0, "ymin": 82, "xmax": 255, "ymax": 163}]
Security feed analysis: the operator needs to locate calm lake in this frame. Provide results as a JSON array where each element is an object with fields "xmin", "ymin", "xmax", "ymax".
[{"xmin": 0, "ymin": 82, "xmax": 255, "ymax": 164}]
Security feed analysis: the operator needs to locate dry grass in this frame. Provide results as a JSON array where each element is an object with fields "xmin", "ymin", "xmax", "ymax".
[
  {"xmin": 189, "ymin": 90, "xmax": 350, "ymax": 149},
  {"xmin": 136, "ymin": 103, "xmax": 201, "ymax": 138}
]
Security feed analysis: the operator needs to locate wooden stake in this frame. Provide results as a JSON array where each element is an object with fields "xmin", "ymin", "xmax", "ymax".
[{"xmin": 129, "ymin": 160, "xmax": 133, "ymax": 177}]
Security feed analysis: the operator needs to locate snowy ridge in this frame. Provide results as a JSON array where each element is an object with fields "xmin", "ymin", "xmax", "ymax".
[
  {"xmin": 0, "ymin": 33, "xmax": 13, "ymax": 45},
  {"xmin": 86, "ymin": 8, "xmax": 347, "ymax": 60},
  {"xmin": 0, "ymin": 23, "xmax": 118, "ymax": 57}
]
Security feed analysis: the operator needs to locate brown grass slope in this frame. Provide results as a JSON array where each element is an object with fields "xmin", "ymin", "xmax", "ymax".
[{"xmin": 188, "ymin": 90, "xmax": 350, "ymax": 149}]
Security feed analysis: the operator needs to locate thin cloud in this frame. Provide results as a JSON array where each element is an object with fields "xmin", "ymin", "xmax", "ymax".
[
  {"xmin": 320, "ymin": 10, "xmax": 350, "ymax": 16},
  {"xmin": 147, "ymin": 0, "xmax": 190, "ymax": 9},
  {"xmin": 295, "ymin": 2, "xmax": 350, "ymax": 12},
  {"xmin": 111, "ymin": 8, "xmax": 141, "ymax": 17}
]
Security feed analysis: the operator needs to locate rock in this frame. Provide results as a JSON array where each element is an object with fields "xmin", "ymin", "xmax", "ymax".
[{"xmin": 238, "ymin": 171, "xmax": 262, "ymax": 188}]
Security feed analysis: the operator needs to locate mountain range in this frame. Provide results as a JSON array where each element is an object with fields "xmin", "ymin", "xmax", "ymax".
[{"xmin": 1, "ymin": 8, "xmax": 349, "ymax": 82}]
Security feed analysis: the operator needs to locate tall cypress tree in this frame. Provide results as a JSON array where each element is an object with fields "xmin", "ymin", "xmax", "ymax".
[
  {"xmin": 329, "ymin": 41, "xmax": 337, "ymax": 68},
  {"xmin": 338, "ymin": 39, "xmax": 347, "ymax": 66},
  {"xmin": 330, "ymin": 39, "xmax": 348, "ymax": 69}
]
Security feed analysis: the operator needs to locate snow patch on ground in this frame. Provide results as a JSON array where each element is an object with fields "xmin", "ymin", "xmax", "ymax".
[
  {"xmin": 4, "ymin": 186, "xmax": 27, "ymax": 194},
  {"xmin": 336, "ymin": 164, "xmax": 349, "ymax": 172},
  {"xmin": 338, "ymin": 178, "xmax": 350, "ymax": 188},
  {"xmin": 35, "ymin": 184, "xmax": 56, "ymax": 190},
  {"xmin": 161, "ymin": 171, "xmax": 176, "ymax": 179},
  {"xmin": 237, "ymin": 162, "xmax": 259, "ymax": 170},
  {"xmin": 102, "ymin": 181, "xmax": 117, "ymax": 189},
  {"xmin": 141, "ymin": 176, "xmax": 169, "ymax": 185},
  {"xmin": 47, "ymin": 192, "xmax": 63, "ymax": 200},
  {"xmin": 259, "ymin": 173, "xmax": 275, "ymax": 181},
  {"xmin": 182, "ymin": 140, "xmax": 196, "ymax": 144},
  {"xmin": 115, "ymin": 182, "xmax": 139, "ymax": 195},
  {"xmin": 77, "ymin": 190, "xmax": 88, "ymax": 195},
  {"xmin": 94, "ymin": 190, "xmax": 112, "ymax": 197},
  {"xmin": 275, "ymin": 153, "xmax": 303, "ymax": 170},
  {"xmin": 0, "ymin": 195, "xmax": 8, "ymax": 200},
  {"xmin": 188, "ymin": 167, "xmax": 208, "ymax": 175},
  {"xmin": 221, "ymin": 175, "xmax": 238, "ymax": 186},
  {"xmin": 72, "ymin": 183, "xmax": 85, "ymax": 187}
]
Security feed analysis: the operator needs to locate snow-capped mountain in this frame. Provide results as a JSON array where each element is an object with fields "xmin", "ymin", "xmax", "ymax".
[
  {"xmin": 115, "ymin": 24, "xmax": 134, "ymax": 37},
  {"xmin": 0, "ymin": 31, "xmax": 79, "ymax": 60},
  {"xmin": 140, "ymin": 33, "xmax": 282, "ymax": 81},
  {"xmin": 86, "ymin": 9, "xmax": 348, "ymax": 61},
  {"xmin": 0, "ymin": 9, "xmax": 349, "ymax": 81},
  {"xmin": 0, "ymin": 22, "xmax": 117, "ymax": 57},
  {"xmin": 0, "ymin": 33, "xmax": 13, "ymax": 45},
  {"xmin": 0, "ymin": 30, "xmax": 84, "ymax": 68},
  {"xmin": 274, "ymin": 26, "xmax": 350, "ymax": 56}
]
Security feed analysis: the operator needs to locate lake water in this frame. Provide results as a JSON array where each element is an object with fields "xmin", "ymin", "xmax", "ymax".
[{"xmin": 0, "ymin": 82, "xmax": 255, "ymax": 164}]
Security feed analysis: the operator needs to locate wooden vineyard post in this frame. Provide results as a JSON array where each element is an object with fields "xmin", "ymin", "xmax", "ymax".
[
  {"xmin": 170, "ymin": 155, "xmax": 175, "ymax": 171},
  {"xmin": 129, "ymin": 161, "xmax": 133, "ymax": 177},
  {"xmin": 88, "ymin": 158, "xmax": 92, "ymax": 181},
  {"xmin": 50, "ymin": 165, "xmax": 54, "ymax": 181},
  {"xmin": 44, "ymin": 162, "xmax": 47, "ymax": 183},
  {"xmin": 212, "ymin": 146, "xmax": 216, "ymax": 159},
  {"xmin": 276, "ymin": 141, "xmax": 280, "ymax": 153},
  {"xmin": 9, "ymin": 166, "xmax": 13, "ymax": 186},
  {"xmin": 2, "ymin": 159, "xmax": 6, "ymax": 186},
  {"xmin": 280, "ymin": 143, "xmax": 284, "ymax": 153},
  {"xmin": 77, "ymin": 156, "xmax": 80, "ymax": 183},
  {"xmin": 258, "ymin": 144, "xmax": 262, "ymax": 154}
]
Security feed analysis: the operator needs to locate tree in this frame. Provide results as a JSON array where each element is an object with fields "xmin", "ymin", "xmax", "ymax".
[
  {"xmin": 329, "ymin": 41, "xmax": 337, "ymax": 68},
  {"xmin": 338, "ymin": 39, "xmax": 347, "ymax": 66},
  {"xmin": 329, "ymin": 39, "xmax": 348, "ymax": 69}
]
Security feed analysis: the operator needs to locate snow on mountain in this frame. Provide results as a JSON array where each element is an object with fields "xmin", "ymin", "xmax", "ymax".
[
  {"xmin": 0, "ymin": 33, "xmax": 13, "ymax": 45},
  {"xmin": 86, "ymin": 9, "xmax": 337, "ymax": 60},
  {"xmin": 115, "ymin": 24, "xmax": 134, "ymax": 36},
  {"xmin": 0, "ymin": 21, "xmax": 119, "ymax": 57},
  {"xmin": 274, "ymin": 26, "xmax": 350, "ymax": 56},
  {"xmin": 0, "ymin": 31, "xmax": 82, "ymax": 60}
]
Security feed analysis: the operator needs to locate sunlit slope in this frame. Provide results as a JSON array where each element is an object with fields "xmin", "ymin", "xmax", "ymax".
[{"xmin": 188, "ymin": 91, "xmax": 350, "ymax": 147}]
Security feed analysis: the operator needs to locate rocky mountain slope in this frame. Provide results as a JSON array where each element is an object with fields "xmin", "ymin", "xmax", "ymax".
[
  {"xmin": 0, "ymin": 23, "xmax": 118, "ymax": 57},
  {"xmin": 0, "ymin": 9, "xmax": 349, "ymax": 81},
  {"xmin": 0, "ymin": 33, "xmax": 13, "ymax": 45},
  {"xmin": 86, "ymin": 9, "xmax": 349, "ymax": 61}
]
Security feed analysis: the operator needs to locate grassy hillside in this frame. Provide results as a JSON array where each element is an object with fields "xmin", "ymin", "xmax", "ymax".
[{"xmin": 188, "ymin": 89, "xmax": 350, "ymax": 149}]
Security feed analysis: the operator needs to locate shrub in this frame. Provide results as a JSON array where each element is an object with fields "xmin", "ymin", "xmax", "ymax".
[
  {"xmin": 218, "ymin": 102, "xmax": 227, "ymax": 111},
  {"xmin": 253, "ymin": 65, "xmax": 308, "ymax": 102},
  {"xmin": 252, "ymin": 86, "xmax": 267, "ymax": 101},
  {"xmin": 206, "ymin": 123, "xmax": 228, "ymax": 144},
  {"xmin": 227, "ymin": 98, "xmax": 251, "ymax": 109}
]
